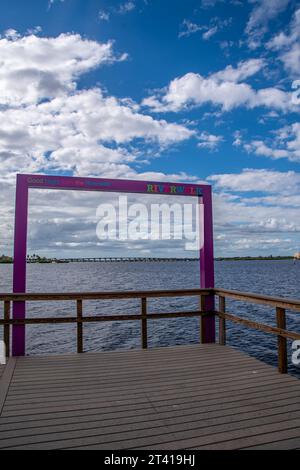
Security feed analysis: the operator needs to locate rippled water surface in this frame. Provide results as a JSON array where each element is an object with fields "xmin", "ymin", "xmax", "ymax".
[{"xmin": 0, "ymin": 260, "xmax": 299, "ymax": 376}]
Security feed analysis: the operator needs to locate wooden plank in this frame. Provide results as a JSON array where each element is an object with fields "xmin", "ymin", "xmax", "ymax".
[
  {"xmin": 0, "ymin": 345, "xmax": 299, "ymax": 450},
  {"xmin": 4, "ymin": 380, "xmax": 300, "ymax": 417},
  {"xmin": 9, "ymin": 415, "xmax": 300, "ymax": 450},
  {"xmin": 1, "ymin": 399, "xmax": 300, "ymax": 442},
  {"xmin": 6, "ymin": 407, "xmax": 300, "ymax": 450},
  {"xmin": 1, "ymin": 392, "xmax": 300, "ymax": 432},
  {"xmin": 0, "ymin": 358, "xmax": 17, "ymax": 415},
  {"xmin": 5, "ymin": 368, "xmax": 281, "ymax": 403},
  {"xmin": 8, "ymin": 359, "xmax": 272, "ymax": 389},
  {"xmin": 4, "ymin": 371, "xmax": 298, "ymax": 410}
]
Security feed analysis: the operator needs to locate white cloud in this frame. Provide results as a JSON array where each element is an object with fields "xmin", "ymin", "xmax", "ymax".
[
  {"xmin": 197, "ymin": 132, "xmax": 223, "ymax": 150},
  {"xmin": 142, "ymin": 59, "xmax": 298, "ymax": 113},
  {"xmin": 0, "ymin": 28, "xmax": 298, "ymax": 258},
  {"xmin": 178, "ymin": 20, "xmax": 204, "ymax": 38},
  {"xmin": 243, "ymin": 123, "xmax": 300, "ymax": 162},
  {"xmin": 118, "ymin": 2, "xmax": 136, "ymax": 14},
  {"xmin": 0, "ymin": 87, "xmax": 194, "ymax": 179},
  {"xmin": 267, "ymin": 7, "xmax": 300, "ymax": 76},
  {"xmin": 179, "ymin": 17, "xmax": 231, "ymax": 41},
  {"xmin": 201, "ymin": 0, "xmax": 224, "ymax": 7},
  {"xmin": 0, "ymin": 30, "xmax": 197, "ymax": 256},
  {"xmin": 208, "ymin": 168, "xmax": 300, "ymax": 194},
  {"xmin": 233, "ymin": 130, "xmax": 243, "ymax": 146},
  {"xmin": 211, "ymin": 172, "xmax": 300, "ymax": 256},
  {"xmin": 202, "ymin": 26, "xmax": 218, "ymax": 41},
  {"xmin": 246, "ymin": 0, "xmax": 290, "ymax": 49},
  {"xmin": 99, "ymin": 10, "xmax": 110, "ymax": 21},
  {"xmin": 268, "ymin": 6, "xmax": 300, "ymax": 49},
  {"xmin": 48, "ymin": 0, "xmax": 64, "ymax": 9},
  {"xmin": 97, "ymin": 1, "xmax": 136, "ymax": 22},
  {"xmin": 244, "ymin": 140, "xmax": 290, "ymax": 160},
  {"xmin": 211, "ymin": 58, "xmax": 265, "ymax": 82},
  {"xmin": 0, "ymin": 32, "xmax": 127, "ymax": 106},
  {"xmin": 280, "ymin": 43, "xmax": 300, "ymax": 76}
]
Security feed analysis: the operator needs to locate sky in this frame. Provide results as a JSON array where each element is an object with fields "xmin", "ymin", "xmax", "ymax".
[{"xmin": 0, "ymin": 0, "xmax": 300, "ymax": 258}]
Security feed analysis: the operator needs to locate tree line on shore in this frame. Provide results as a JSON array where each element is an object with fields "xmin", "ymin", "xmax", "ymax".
[{"xmin": 0, "ymin": 254, "xmax": 296, "ymax": 264}]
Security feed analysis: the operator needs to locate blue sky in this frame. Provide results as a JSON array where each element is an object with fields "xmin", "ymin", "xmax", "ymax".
[{"xmin": 0, "ymin": 0, "xmax": 299, "ymax": 257}]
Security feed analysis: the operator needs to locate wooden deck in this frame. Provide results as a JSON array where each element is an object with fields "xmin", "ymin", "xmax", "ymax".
[{"xmin": 0, "ymin": 344, "xmax": 300, "ymax": 450}]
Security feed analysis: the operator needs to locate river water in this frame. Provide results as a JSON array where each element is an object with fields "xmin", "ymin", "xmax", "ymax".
[{"xmin": 0, "ymin": 260, "xmax": 299, "ymax": 376}]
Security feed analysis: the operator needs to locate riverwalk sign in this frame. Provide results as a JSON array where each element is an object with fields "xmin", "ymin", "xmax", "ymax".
[{"xmin": 12, "ymin": 173, "xmax": 215, "ymax": 356}]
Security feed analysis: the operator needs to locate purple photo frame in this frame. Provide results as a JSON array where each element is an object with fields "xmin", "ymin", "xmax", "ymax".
[{"xmin": 12, "ymin": 173, "xmax": 215, "ymax": 356}]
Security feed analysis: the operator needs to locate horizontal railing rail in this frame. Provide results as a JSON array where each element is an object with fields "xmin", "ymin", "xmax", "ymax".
[
  {"xmin": 0, "ymin": 288, "xmax": 213, "ymax": 302},
  {"xmin": 214, "ymin": 288, "xmax": 300, "ymax": 312},
  {"xmin": 215, "ymin": 289, "xmax": 300, "ymax": 374},
  {"xmin": 0, "ymin": 288, "xmax": 299, "ymax": 374}
]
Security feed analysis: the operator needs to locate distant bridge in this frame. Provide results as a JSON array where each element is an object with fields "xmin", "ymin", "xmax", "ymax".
[{"xmin": 28, "ymin": 257, "xmax": 200, "ymax": 263}]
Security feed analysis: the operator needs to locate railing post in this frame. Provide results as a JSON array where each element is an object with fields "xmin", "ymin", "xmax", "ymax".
[
  {"xmin": 276, "ymin": 307, "xmax": 287, "ymax": 374},
  {"xmin": 4, "ymin": 301, "xmax": 10, "ymax": 357},
  {"xmin": 77, "ymin": 300, "xmax": 83, "ymax": 354},
  {"xmin": 200, "ymin": 295, "xmax": 206, "ymax": 344},
  {"xmin": 141, "ymin": 297, "xmax": 148, "ymax": 349},
  {"xmin": 219, "ymin": 296, "xmax": 226, "ymax": 346}
]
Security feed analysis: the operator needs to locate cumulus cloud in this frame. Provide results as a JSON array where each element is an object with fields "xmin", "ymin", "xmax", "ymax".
[
  {"xmin": 267, "ymin": 7, "xmax": 300, "ymax": 76},
  {"xmin": 0, "ymin": 32, "xmax": 127, "ymax": 106},
  {"xmin": 142, "ymin": 59, "xmax": 298, "ymax": 113},
  {"xmin": 211, "ymin": 173, "xmax": 300, "ymax": 256},
  {"xmin": 0, "ymin": 31, "xmax": 200, "ymax": 255},
  {"xmin": 0, "ymin": 88, "xmax": 194, "ymax": 179},
  {"xmin": 242, "ymin": 123, "xmax": 300, "ymax": 162},
  {"xmin": 246, "ymin": 0, "xmax": 290, "ymax": 49},
  {"xmin": 211, "ymin": 58, "xmax": 265, "ymax": 82},
  {"xmin": 0, "ymin": 32, "xmax": 195, "ymax": 182},
  {"xmin": 197, "ymin": 132, "xmax": 223, "ymax": 150},
  {"xmin": 208, "ymin": 168, "xmax": 300, "ymax": 194},
  {"xmin": 0, "ymin": 29, "xmax": 298, "ymax": 258}
]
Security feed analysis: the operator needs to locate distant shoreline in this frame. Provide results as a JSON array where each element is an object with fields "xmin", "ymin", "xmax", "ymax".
[
  {"xmin": 215, "ymin": 256, "xmax": 294, "ymax": 261},
  {"xmin": 0, "ymin": 255, "xmax": 296, "ymax": 264}
]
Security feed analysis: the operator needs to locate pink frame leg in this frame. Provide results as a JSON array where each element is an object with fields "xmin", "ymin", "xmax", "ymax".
[
  {"xmin": 199, "ymin": 187, "xmax": 215, "ymax": 343},
  {"xmin": 12, "ymin": 175, "xmax": 28, "ymax": 356}
]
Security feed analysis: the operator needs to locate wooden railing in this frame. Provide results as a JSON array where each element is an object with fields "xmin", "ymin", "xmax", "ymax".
[
  {"xmin": 214, "ymin": 288, "xmax": 300, "ymax": 374},
  {"xmin": 0, "ymin": 288, "xmax": 299, "ymax": 373}
]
